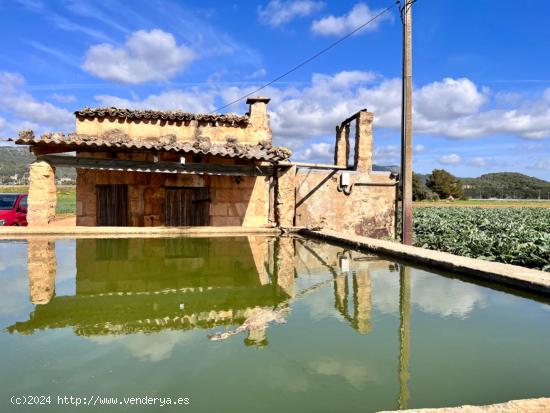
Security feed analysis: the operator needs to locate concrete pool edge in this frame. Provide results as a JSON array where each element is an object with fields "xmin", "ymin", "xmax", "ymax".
[
  {"xmin": 377, "ymin": 397, "xmax": 550, "ymax": 412},
  {"xmin": 0, "ymin": 226, "xmax": 282, "ymax": 239},
  {"xmin": 299, "ymin": 229, "xmax": 550, "ymax": 296}
]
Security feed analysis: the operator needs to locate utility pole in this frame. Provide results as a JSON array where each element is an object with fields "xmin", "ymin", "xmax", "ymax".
[{"xmin": 400, "ymin": 0, "xmax": 414, "ymax": 245}]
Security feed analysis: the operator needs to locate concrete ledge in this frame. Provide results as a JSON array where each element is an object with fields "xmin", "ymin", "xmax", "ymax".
[
  {"xmin": 300, "ymin": 229, "xmax": 550, "ymax": 296},
  {"xmin": 0, "ymin": 226, "xmax": 281, "ymax": 239},
  {"xmin": 377, "ymin": 397, "xmax": 550, "ymax": 412}
]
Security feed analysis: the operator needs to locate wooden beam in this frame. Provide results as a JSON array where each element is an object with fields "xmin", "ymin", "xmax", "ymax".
[
  {"xmin": 37, "ymin": 155, "xmax": 274, "ymax": 176},
  {"xmin": 32, "ymin": 145, "xmax": 76, "ymax": 156}
]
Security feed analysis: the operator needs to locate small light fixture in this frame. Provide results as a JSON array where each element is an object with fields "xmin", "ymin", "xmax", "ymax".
[
  {"xmin": 340, "ymin": 172, "xmax": 350, "ymax": 187},
  {"xmin": 337, "ymin": 171, "xmax": 353, "ymax": 195},
  {"xmin": 339, "ymin": 256, "xmax": 350, "ymax": 273},
  {"xmin": 180, "ymin": 156, "xmax": 186, "ymax": 165}
]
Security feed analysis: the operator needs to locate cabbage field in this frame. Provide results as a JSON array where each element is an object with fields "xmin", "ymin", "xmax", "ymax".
[{"xmin": 412, "ymin": 207, "xmax": 550, "ymax": 271}]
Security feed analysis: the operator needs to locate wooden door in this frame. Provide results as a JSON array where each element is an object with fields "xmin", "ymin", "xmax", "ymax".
[
  {"xmin": 164, "ymin": 187, "xmax": 210, "ymax": 226},
  {"xmin": 96, "ymin": 185, "xmax": 129, "ymax": 226}
]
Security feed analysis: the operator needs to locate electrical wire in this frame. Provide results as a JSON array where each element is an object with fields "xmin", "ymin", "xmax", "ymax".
[{"xmin": 210, "ymin": 0, "xmax": 400, "ymax": 114}]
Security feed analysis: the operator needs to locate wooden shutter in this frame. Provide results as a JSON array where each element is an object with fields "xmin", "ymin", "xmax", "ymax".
[
  {"xmin": 164, "ymin": 187, "xmax": 210, "ymax": 226},
  {"xmin": 96, "ymin": 185, "xmax": 129, "ymax": 226}
]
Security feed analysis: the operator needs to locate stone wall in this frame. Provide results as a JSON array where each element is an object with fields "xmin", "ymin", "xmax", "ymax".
[
  {"xmin": 76, "ymin": 151, "xmax": 272, "ymax": 227},
  {"xmin": 294, "ymin": 170, "xmax": 396, "ymax": 238},
  {"xmin": 75, "ymin": 98, "xmax": 271, "ymax": 145},
  {"xmin": 293, "ymin": 109, "xmax": 397, "ymax": 238},
  {"xmin": 275, "ymin": 165, "xmax": 296, "ymax": 227}
]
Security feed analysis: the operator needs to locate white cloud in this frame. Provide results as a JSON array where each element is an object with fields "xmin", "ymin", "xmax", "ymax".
[
  {"xmin": 295, "ymin": 142, "xmax": 333, "ymax": 162},
  {"xmin": 374, "ymin": 144, "xmax": 399, "ymax": 163},
  {"xmin": 94, "ymin": 89, "xmax": 216, "ymax": 113},
  {"xmin": 415, "ymin": 78, "xmax": 487, "ymax": 120},
  {"xmin": 260, "ymin": 73, "xmax": 550, "ymax": 142},
  {"xmin": 247, "ymin": 68, "xmax": 267, "ymax": 79},
  {"xmin": 51, "ymin": 93, "xmax": 76, "ymax": 103},
  {"xmin": 259, "ymin": 0, "xmax": 324, "ymax": 27},
  {"xmin": 439, "ymin": 154, "xmax": 461, "ymax": 165},
  {"xmin": 467, "ymin": 157, "xmax": 487, "ymax": 167},
  {"xmin": 311, "ymin": 3, "xmax": 392, "ymax": 36},
  {"xmin": 414, "ymin": 144, "xmax": 426, "ymax": 153},
  {"xmin": 0, "ymin": 71, "xmax": 73, "ymax": 134},
  {"xmin": 82, "ymin": 29, "xmax": 196, "ymax": 84}
]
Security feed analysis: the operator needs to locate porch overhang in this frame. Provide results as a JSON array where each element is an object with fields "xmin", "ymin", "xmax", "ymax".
[{"xmin": 38, "ymin": 155, "xmax": 274, "ymax": 176}]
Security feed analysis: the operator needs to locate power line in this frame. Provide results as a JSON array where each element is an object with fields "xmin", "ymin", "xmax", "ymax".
[{"xmin": 210, "ymin": 1, "xmax": 399, "ymax": 114}]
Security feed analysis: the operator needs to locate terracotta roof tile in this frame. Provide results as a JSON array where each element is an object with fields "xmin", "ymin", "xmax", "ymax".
[
  {"xmin": 16, "ymin": 130, "xmax": 292, "ymax": 162},
  {"xmin": 74, "ymin": 107, "xmax": 249, "ymax": 126}
]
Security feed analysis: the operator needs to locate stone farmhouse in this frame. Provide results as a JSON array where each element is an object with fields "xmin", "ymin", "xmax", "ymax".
[{"xmin": 15, "ymin": 97, "xmax": 398, "ymax": 238}]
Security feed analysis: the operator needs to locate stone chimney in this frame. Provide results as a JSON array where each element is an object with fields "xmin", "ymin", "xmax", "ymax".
[
  {"xmin": 246, "ymin": 97, "xmax": 271, "ymax": 142},
  {"xmin": 354, "ymin": 110, "xmax": 373, "ymax": 173}
]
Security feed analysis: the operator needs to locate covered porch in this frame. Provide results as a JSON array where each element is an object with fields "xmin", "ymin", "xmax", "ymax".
[{"xmin": 16, "ymin": 130, "xmax": 293, "ymax": 228}]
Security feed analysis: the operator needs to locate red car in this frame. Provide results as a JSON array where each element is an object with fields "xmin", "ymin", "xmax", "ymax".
[{"xmin": 0, "ymin": 194, "xmax": 28, "ymax": 226}]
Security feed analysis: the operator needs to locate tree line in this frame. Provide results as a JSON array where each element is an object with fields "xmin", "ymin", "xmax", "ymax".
[{"xmin": 412, "ymin": 170, "xmax": 550, "ymax": 200}]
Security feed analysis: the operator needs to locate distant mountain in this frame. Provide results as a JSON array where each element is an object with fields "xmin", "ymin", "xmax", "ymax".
[
  {"xmin": 373, "ymin": 164, "xmax": 399, "ymax": 174},
  {"xmin": 0, "ymin": 146, "xmax": 75, "ymax": 185},
  {"xmin": 461, "ymin": 172, "xmax": 550, "ymax": 199},
  {"xmin": 0, "ymin": 147, "xmax": 35, "ymax": 184}
]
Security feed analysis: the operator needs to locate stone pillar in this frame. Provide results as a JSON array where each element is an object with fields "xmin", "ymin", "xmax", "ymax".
[
  {"xmin": 276, "ymin": 165, "xmax": 296, "ymax": 228},
  {"xmin": 27, "ymin": 239, "xmax": 56, "ymax": 305},
  {"xmin": 353, "ymin": 269, "xmax": 372, "ymax": 334},
  {"xmin": 334, "ymin": 123, "xmax": 350, "ymax": 167},
  {"xmin": 275, "ymin": 237, "xmax": 295, "ymax": 297},
  {"xmin": 354, "ymin": 110, "xmax": 374, "ymax": 173},
  {"xmin": 27, "ymin": 160, "xmax": 57, "ymax": 226},
  {"xmin": 246, "ymin": 96, "xmax": 272, "ymax": 143}
]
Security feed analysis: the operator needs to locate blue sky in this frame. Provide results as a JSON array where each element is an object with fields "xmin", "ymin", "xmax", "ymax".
[{"xmin": 0, "ymin": 0, "xmax": 549, "ymax": 180}]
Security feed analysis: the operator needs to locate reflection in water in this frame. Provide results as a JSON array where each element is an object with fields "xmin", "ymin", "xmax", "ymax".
[
  {"xmin": 8, "ymin": 236, "xmax": 411, "ymax": 404},
  {"xmin": 13, "ymin": 237, "xmax": 382, "ymax": 340},
  {"xmin": 398, "ymin": 265, "xmax": 411, "ymax": 411},
  {"xmin": 3, "ymin": 236, "xmax": 550, "ymax": 412},
  {"xmin": 27, "ymin": 239, "xmax": 56, "ymax": 305}
]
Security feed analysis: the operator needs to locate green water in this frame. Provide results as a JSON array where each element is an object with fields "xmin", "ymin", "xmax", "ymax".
[{"xmin": 1, "ymin": 236, "xmax": 549, "ymax": 412}]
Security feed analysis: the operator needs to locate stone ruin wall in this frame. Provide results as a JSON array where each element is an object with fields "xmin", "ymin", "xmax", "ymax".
[
  {"xmin": 291, "ymin": 110, "xmax": 397, "ymax": 238},
  {"xmin": 294, "ymin": 170, "xmax": 396, "ymax": 238}
]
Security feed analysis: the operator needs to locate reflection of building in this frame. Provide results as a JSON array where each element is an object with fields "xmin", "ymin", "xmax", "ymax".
[
  {"xmin": 295, "ymin": 240, "xmax": 374, "ymax": 335},
  {"xmin": 9, "ymin": 237, "xmax": 293, "ymax": 345},
  {"xmin": 9, "ymin": 234, "xmax": 412, "ymax": 385},
  {"xmin": 27, "ymin": 239, "xmax": 56, "ymax": 305}
]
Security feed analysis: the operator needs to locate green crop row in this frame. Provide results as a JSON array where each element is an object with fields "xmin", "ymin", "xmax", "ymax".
[{"xmin": 410, "ymin": 207, "xmax": 550, "ymax": 271}]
